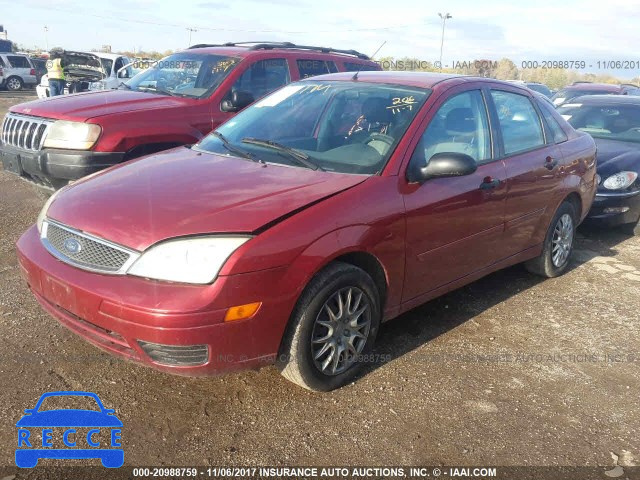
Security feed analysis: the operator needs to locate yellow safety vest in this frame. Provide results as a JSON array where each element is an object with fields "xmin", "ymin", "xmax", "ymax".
[{"xmin": 48, "ymin": 58, "xmax": 65, "ymax": 80}]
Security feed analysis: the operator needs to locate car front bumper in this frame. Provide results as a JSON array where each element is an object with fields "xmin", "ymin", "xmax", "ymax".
[
  {"xmin": 16, "ymin": 225, "xmax": 297, "ymax": 375},
  {"xmin": 584, "ymin": 190, "xmax": 640, "ymax": 227},
  {"xmin": 0, "ymin": 143, "xmax": 125, "ymax": 190}
]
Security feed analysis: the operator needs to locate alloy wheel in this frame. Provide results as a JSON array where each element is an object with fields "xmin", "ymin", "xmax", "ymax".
[
  {"xmin": 551, "ymin": 213, "xmax": 574, "ymax": 267},
  {"xmin": 311, "ymin": 286, "xmax": 371, "ymax": 376},
  {"xmin": 7, "ymin": 78, "xmax": 22, "ymax": 90}
]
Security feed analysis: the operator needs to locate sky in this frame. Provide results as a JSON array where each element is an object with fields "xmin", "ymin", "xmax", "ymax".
[{"xmin": 1, "ymin": 0, "xmax": 639, "ymax": 78}]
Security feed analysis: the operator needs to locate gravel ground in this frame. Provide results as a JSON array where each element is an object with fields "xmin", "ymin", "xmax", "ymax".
[{"xmin": 0, "ymin": 90, "xmax": 638, "ymax": 478}]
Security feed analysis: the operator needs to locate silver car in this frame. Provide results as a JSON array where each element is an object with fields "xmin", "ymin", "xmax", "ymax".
[{"xmin": 0, "ymin": 53, "xmax": 37, "ymax": 91}]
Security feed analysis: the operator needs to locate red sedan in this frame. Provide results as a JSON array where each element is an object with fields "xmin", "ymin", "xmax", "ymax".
[{"xmin": 16, "ymin": 72, "xmax": 597, "ymax": 391}]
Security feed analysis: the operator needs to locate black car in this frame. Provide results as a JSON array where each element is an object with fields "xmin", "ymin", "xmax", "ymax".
[{"xmin": 558, "ymin": 95, "xmax": 640, "ymax": 234}]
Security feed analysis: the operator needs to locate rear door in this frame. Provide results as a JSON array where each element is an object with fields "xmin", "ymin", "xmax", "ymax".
[
  {"xmin": 7, "ymin": 55, "xmax": 34, "ymax": 83},
  {"xmin": 488, "ymin": 88, "xmax": 562, "ymax": 257},
  {"xmin": 402, "ymin": 87, "xmax": 507, "ymax": 302}
]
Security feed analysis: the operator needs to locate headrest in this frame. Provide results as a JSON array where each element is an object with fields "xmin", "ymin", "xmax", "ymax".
[{"xmin": 445, "ymin": 108, "xmax": 475, "ymax": 134}]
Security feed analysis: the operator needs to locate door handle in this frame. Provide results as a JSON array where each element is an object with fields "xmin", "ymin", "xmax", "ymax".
[
  {"xmin": 479, "ymin": 176, "xmax": 501, "ymax": 190},
  {"xmin": 544, "ymin": 156, "xmax": 558, "ymax": 170}
]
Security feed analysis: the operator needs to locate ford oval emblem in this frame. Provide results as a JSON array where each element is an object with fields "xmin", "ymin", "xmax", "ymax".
[{"xmin": 63, "ymin": 238, "xmax": 82, "ymax": 255}]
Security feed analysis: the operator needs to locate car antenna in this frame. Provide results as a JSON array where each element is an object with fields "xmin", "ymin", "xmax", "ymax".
[{"xmin": 352, "ymin": 41, "xmax": 386, "ymax": 81}]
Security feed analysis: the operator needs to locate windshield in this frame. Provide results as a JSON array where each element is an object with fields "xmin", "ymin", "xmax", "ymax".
[
  {"xmin": 125, "ymin": 52, "xmax": 240, "ymax": 98},
  {"xmin": 195, "ymin": 81, "xmax": 430, "ymax": 175},
  {"xmin": 558, "ymin": 103, "xmax": 640, "ymax": 143},
  {"xmin": 100, "ymin": 58, "xmax": 113, "ymax": 75}
]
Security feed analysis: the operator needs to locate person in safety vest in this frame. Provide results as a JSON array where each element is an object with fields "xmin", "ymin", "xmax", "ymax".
[{"xmin": 46, "ymin": 49, "xmax": 67, "ymax": 97}]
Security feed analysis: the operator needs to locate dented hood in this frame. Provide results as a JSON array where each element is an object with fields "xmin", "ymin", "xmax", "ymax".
[{"xmin": 46, "ymin": 147, "xmax": 368, "ymax": 251}]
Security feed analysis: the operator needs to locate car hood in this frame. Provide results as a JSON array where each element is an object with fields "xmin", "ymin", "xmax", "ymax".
[
  {"xmin": 593, "ymin": 137, "xmax": 640, "ymax": 176},
  {"xmin": 47, "ymin": 147, "xmax": 368, "ymax": 251},
  {"xmin": 10, "ymin": 90, "xmax": 190, "ymax": 122},
  {"xmin": 63, "ymin": 51, "xmax": 106, "ymax": 82},
  {"xmin": 16, "ymin": 410, "xmax": 123, "ymax": 427}
]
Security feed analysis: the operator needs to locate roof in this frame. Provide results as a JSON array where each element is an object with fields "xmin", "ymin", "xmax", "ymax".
[
  {"xmin": 186, "ymin": 42, "xmax": 373, "ymax": 61},
  {"xmin": 303, "ymin": 71, "xmax": 463, "ymax": 88},
  {"xmin": 76, "ymin": 51, "xmax": 125, "ymax": 60},
  {"xmin": 562, "ymin": 94, "xmax": 640, "ymax": 106},
  {"xmin": 565, "ymin": 83, "xmax": 625, "ymax": 92},
  {"xmin": 300, "ymin": 71, "xmax": 539, "ymax": 92}
]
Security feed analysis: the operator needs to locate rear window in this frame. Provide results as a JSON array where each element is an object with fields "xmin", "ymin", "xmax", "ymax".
[
  {"xmin": 7, "ymin": 55, "xmax": 31, "ymax": 68},
  {"xmin": 296, "ymin": 59, "xmax": 337, "ymax": 78},
  {"xmin": 537, "ymin": 98, "xmax": 569, "ymax": 143}
]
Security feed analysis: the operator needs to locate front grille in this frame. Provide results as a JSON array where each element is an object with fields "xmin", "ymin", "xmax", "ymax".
[
  {"xmin": 41, "ymin": 220, "xmax": 139, "ymax": 274},
  {"xmin": 1, "ymin": 113, "xmax": 53, "ymax": 151},
  {"xmin": 138, "ymin": 341, "xmax": 209, "ymax": 366}
]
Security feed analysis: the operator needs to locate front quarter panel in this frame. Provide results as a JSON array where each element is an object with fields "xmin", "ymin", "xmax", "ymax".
[{"xmin": 223, "ymin": 176, "xmax": 406, "ymax": 318}]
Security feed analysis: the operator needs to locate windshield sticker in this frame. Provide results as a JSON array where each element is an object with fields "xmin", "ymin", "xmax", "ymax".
[
  {"xmin": 212, "ymin": 59, "xmax": 237, "ymax": 73},
  {"xmin": 254, "ymin": 85, "xmax": 305, "ymax": 107},
  {"xmin": 387, "ymin": 96, "xmax": 418, "ymax": 114},
  {"xmin": 297, "ymin": 84, "xmax": 332, "ymax": 94}
]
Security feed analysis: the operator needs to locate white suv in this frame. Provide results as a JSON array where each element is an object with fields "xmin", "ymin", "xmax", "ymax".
[
  {"xmin": 0, "ymin": 53, "xmax": 37, "ymax": 91},
  {"xmin": 36, "ymin": 51, "xmax": 132, "ymax": 98}
]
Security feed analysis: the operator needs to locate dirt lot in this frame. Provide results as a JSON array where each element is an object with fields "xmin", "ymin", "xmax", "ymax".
[{"xmin": 0, "ymin": 90, "xmax": 639, "ymax": 477}]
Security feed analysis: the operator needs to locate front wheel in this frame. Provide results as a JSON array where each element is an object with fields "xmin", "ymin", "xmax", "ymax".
[
  {"xmin": 277, "ymin": 262, "xmax": 381, "ymax": 391},
  {"xmin": 525, "ymin": 201, "xmax": 577, "ymax": 278},
  {"xmin": 6, "ymin": 76, "xmax": 24, "ymax": 91}
]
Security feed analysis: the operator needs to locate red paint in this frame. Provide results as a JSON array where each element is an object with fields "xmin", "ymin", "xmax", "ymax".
[{"xmin": 16, "ymin": 73, "xmax": 597, "ymax": 376}]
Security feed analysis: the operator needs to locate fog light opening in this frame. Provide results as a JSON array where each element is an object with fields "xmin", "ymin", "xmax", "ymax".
[{"xmin": 224, "ymin": 302, "xmax": 262, "ymax": 322}]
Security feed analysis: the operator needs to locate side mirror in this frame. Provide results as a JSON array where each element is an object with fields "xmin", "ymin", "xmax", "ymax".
[
  {"xmin": 117, "ymin": 68, "xmax": 129, "ymax": 79},
  {"xmin": 221, "ymin": 90, "xmax": 254, "ymax": 112},
  {"xmin": 407, "ymin": 152, "xmax": 477, "ymax": 184}
]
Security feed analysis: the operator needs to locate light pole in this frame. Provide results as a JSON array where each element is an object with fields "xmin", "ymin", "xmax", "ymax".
[
  {"xmin": 44, "ymin": 25, "xmax": 49, "ymax": 51},
  {"xmin": 186, "ymin": 27, "xmax": 197, "ymax": 47},
  {"xmin": 438, "ymin": 13, "xmax": 452, "ymax": 70}
]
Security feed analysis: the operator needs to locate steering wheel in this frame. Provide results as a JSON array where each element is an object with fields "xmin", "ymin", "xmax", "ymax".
[{"xmin": 364, "ymin": 133, "xmax": 395, "ymax": 147}]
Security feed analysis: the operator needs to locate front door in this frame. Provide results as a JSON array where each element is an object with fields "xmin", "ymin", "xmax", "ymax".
[{"xmin": 402, "ymin": 89, "xmax": 507, "ymax": 302}]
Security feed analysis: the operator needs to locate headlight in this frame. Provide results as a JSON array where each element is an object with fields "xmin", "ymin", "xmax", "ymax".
[
  {"xmin": 127, "ymin": 236, "xmax": 250, "ymax": 284},
  {"xmin": 43, "ymin": 120, "xmax": 101, "ymax": 150},
  {"xmin": 602, "ymin": 171, "xmax": 638, "ymax": 190},
  {"xmin": 36, "ymin": 188, "xmax": 64, "ymax": 233},
  {"xmin": 90, "ymin": 81, "xmax": 107, "ymax": 90}
]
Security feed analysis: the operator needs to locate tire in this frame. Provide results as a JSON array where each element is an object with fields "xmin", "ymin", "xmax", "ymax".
[
  {"xmin": 621, "ymin": 219, "xmax": 640, "ymax": 236},
  {"xmin": 525, "ymin": 201, "xmax": 577, "ymax": 278},
  {"xmin": 277, "ymin": 262, "xmax": 381, "ymax": 391},
  {"xmin": 6, "ymin": 76, "xmax": 24, "ymax": 91}
]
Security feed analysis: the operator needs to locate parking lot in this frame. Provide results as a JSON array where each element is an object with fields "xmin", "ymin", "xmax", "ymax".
[{"xmin": 0, "ymin": 90, "xmax": 639, "ymax": 474}]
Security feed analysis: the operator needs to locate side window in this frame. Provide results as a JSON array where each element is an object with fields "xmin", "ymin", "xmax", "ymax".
[
  {"xmin": 409, "ymin": 90, "xmax": 491, "ymax": 168},
  {"xmin": 537, "ymin": 99, "xmax": 568, "ymax": 144},
  {"xmin": 296, "ymin": 59, "xmax": 337, "ymax": 78},
  {"xmin": 343, "ymin": 62, "xmax": 380, "ymax": 72},
  {"xmin": 491, "ymin": 90, "xmax": 545, "ymax": 155},
  {"xmin": 231, "ymin": 58, "xmax": 290, "ymax": 100},
  {"xmin": 114, "ymin": 57, "xmax": 124, "ymax": 76},
  {"xmin": 7, "ymin": 55, "xmax": 30, "ymax": 68}
]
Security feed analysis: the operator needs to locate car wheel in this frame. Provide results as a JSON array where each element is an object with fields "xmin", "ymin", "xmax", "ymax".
[
  {"xmin": 525, "ymin": 201, "xmax": 577, "ymax": 278},
  {"xmin": 278, "ymin": 262, "xmax": 381, "ymax": 391},
  {"xmin": 621, "ymin": 219, "xmax": 640, "ymax": 236},
  {"xmin": 6, "ymin": 76, "xmax": 23, "ymax": 91}
]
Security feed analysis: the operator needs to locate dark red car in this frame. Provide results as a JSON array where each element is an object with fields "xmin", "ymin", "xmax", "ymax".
[
  {"xmin": 17, "ymin": 72, "xmax": 597, "ymax": 391},
  {"xmin": 0, "ymin": 42, "xmax": 379, "ymax": 191}
]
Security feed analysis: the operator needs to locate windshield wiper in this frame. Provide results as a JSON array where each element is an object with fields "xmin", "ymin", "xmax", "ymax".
[
  {"xmin": 136, "ymin": 85, "xmax": 182, "ymax": 97},
  {"xmin": 118, "ymin": 82, "xmax": 132, "ymax": 90},
  {"xmin": 241, "ymin": 137, "xmax": 324, "ymax": 171},
  {"xmin": 211, "ymin": 131, "xmax": 264, "ymax": 164}
]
